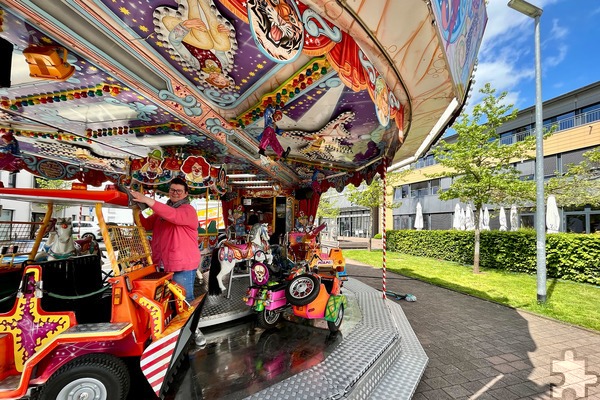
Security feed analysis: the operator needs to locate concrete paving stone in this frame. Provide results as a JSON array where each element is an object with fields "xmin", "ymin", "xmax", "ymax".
[
  {"xmin": 415, "ymin": 379, "xmax": 433, "ymax": 392},
  {"xmin": 437, "ymin": 364, "xmax": 462, "ymax": 375},
  {"xmin": 462, "ymin": 379, "xmax": 492, "ymax": 393},
  {"xmin": 443, "ymin": 372, "xmax": 471, "ymax": 386},
  {"xmin": 423, "ymin": 366, "xmax": 445, "ymax": 379},
  {"xmin": 452, "ymin": 361, "xmax": 480, "ymax": 372},
  {"xmin": 478, "ymin": 376, "xmax": 508, "ymax": 389},
  {"xmin": 494, "ymin": 363, "xmax": 519, "ymax": 374},
  {"xmin": 421, "ymin": 388, "xmax": 455, "ymax": 400},
  {"xmin": 442, "ymin": 384, "xmax": 472, "ymax": 398},
  {"xmin": 488, "ymin": 386, "xmax": 522, "ymax": 399},
  {"xmin": 506, "ymin": 381, "xmax": 548, "ymax": 397},
  {"xmin": 459, "ymin": 368, "xmax": 488, "ymax": 382},
  {"xmin": 471, "ymin": 358, "xmax": 495, "ymax": 368},
  {"xmin": 510, "ymin": 360, "xmax": 535, "ymax": 371},
  {"xmin": 501, "ymin": 373, "xmax": 530, "ymax": 386},
  {"xmin": 500, "ymin": 353, "xmax": 524, "ymax": 362},
  {"xmin": 423, "ymin": 376, "xmax": 451, "ymax": 390},
  {"xmin": 475, "ymin": 366, "xmax": 505, "ymax": 378},
  {"xmin": 468, "ymin": 350, "xmax": 491, "ymax": 359},
  {"xmin": 486, "ymin": 356, "xmax": 507, "ymax": 365}
]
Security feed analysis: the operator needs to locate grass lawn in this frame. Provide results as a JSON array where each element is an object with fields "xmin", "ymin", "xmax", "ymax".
[{"xmin": 343, "ymin": 249, "xmax": 600, "ymax": 332}]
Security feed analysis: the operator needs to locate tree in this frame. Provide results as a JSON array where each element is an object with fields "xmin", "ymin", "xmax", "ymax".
[
  {"xmin": 429, "ymin": 83, "xmax": 536, "ymax": 273},
  {"xmin": 34, "ymin": 178, "xmax": 72, "ymax": 211},
  {"xmin": 316, "ymin": 193, "xmax": 340, "ymax": 239},
  {"xmin": 346, "ymin": 170, "xmax": 406, "ymax": 251},
  {"xmin": 546, "ymin": 146, "xmax": 600, "ymax": 207},
  {"xmin": 316, "ymin": 194, "xmax": 340, "ymax": 220}
]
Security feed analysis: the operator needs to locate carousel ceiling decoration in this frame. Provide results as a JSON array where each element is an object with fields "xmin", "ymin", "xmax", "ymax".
[{"xmin": 0, "ymin": 0, "xmax": 487, "ymax": 192}]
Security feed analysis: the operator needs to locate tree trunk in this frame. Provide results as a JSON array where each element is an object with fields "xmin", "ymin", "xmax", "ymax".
[
  {"xmin": 367, "ymin": 209, "xmax": 372, "ymax": 252},
  {"xmin": 473, "ymin": 206, "xmax": 481, "ymax": 274}
]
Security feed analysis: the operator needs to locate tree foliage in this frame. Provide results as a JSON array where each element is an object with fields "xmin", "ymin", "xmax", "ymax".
[
  {"xmin": 316, "ymin": 194, "xmax": 340, "ymax": 219},
  {"xmin": 429, "ymin": 83, "xmax": 536, "ymax": 272},
  {"xmin": 345, "ymin": 171, "xmax": 406, "ymax": 249},
  {"xmin": 546, "ymin": 146, "xmax": 600, "ymax": 207},
  {"xmin": 34, "ymin": 178, "xmax": 72, "ymax": 211},
  {"xmin": 35, "ymin": 178, "xmax": 72, "ymax": 190}
]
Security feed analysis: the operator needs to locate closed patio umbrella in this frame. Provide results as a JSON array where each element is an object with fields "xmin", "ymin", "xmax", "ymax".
[
  {"xmin": 453, "ymin": 203, "xmax": 461, "ymax": 229},
  {"xmin": 546, "ymin": 195, "xmax": 560, "ymax": 233},
  {"xmin": 415, "ymin": 201, "xmax": 424, "ymax": 230},
  {"xmin": 510, "ymin": 204, "xmax": 518, "ymax": 231},
  {"xmin": 481, "ymin": 207, "xmax": 490, "ymax": 230},
  {"xmin": 499, "ymin": 207, "xmax": 507, "ymax": 231},
  {"xmin": 465, "ymin": 204, "xmax": 475, "ymax": 231}
]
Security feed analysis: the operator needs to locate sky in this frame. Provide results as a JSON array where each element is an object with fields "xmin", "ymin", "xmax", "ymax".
[{"xmin": 469, "ymin": 0, "xmax": 600, "ymax": 110}]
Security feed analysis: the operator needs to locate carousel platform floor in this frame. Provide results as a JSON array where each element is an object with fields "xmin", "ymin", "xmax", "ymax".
[{"xmin": 151, "ymin": 270, "xmax": 428, "ymax": 400}]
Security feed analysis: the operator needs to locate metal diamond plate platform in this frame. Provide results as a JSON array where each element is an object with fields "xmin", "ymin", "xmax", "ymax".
[{"xmin": 171, "ymin": 276, "xmax": 427, "ymax": 399}]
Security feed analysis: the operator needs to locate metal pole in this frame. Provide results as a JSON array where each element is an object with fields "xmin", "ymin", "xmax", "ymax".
[{"xmin": 534, "ymin": 14, "xmax": 546, "ymax": 303}]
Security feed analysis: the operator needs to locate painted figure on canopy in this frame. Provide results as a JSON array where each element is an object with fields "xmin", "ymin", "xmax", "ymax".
[
  {"xmin": 181, "ymin": 155, "xmax": 210, "ymax": 184},
  {"xmin": 155, "ymin": 0, "xmax": 237, "ymax": 89},
  {"xmin": 140, "ymin": 149, "xmax": 164, "ymax": 179},
  {"xmin": 258, "ymin": 105, "xmax": 290, "ymax": 160}
]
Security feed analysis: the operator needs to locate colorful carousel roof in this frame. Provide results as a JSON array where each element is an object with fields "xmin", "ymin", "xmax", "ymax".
[{"xmin": 0, "ymin": 0, "xmax": 486, "ymax": 195}]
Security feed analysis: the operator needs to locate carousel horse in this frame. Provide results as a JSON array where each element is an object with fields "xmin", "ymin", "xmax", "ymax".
[
  {"xmin": 208, "ymin": 223, "xmax": 272, "ymax": 295},
  {"xmin": 36, "ymin": 217, "xmax": 99, "ymax": 261}
]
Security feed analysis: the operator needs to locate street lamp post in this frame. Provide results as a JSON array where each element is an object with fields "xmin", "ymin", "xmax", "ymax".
[{"xmin": 507, "ymin": 0, "xmax": 546, "ymax": 303}]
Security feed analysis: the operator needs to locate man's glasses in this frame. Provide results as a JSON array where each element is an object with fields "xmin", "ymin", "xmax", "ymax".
[{"xmin": 169, "ymin": 188, "xmax": 184, "ymax": 194}]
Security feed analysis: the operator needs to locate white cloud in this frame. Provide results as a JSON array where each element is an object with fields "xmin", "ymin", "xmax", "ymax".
[
  {"xmin": 545, "ymin": 43, "xmax": 567, "ymax": 67},
  {"xmin": 470, "ymin": 0, "xmax": 563, "ymax": 109},
  {"xmin": 549, "ymin": 18, "xmax": 568, "ymax": 40}
]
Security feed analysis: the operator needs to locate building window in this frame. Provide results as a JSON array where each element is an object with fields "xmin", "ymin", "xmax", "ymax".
[
  {"xmin": 430, "ymin": 179, "xmax": 440, "ymax": 195},
  {"xmin": 0, "ymin": 209, "xmax": 14, "ymax": 240},
  {"xmin": 8, "ymin": 172, "xmax": 16, "ymax": 188},
  {"xmin": 590, "ymin": 213, "xmax": 600, "ymax": 234},
  {"xmin": 566, "ymin": 214, "xmax": 585, "ymax": 233},
  {"xmin": 401, "ymin": 185, "xmax": 409, "ymax": 198},
  {"xmin": 412, "ymin": 181, "xmax": 428, "ymax": 197}
]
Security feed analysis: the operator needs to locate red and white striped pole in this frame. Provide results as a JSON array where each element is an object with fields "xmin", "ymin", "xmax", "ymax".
[
  {"xmin": 382, "ymin": 157, "xmax": 387, "ymax": 300},
  {"xmin": 78, "ymin": 205, "xmax": 83, "ymax": 239}
]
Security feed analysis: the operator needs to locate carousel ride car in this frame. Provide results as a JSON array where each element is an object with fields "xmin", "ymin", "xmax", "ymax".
[
  {"xmin": 0, "ymin": 186, "xmax": 205, "ymax": 400},
  {"xmin": 243, "ymin": 221, "xmax": 346, "ymax": 331}
]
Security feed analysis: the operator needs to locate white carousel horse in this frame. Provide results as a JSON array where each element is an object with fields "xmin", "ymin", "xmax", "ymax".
[
  {"xmin": 36, "ymin": 217, "xmax": 99, "ymax": 261},
  {"xmin": 208, "ymin": 223, "xmax": 272, "ymax": 295}
]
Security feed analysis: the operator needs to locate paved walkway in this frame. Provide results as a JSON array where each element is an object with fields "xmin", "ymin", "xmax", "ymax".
[{"xmin": 344, "ymin": 261, "xmax": 600, "ymax": 400}]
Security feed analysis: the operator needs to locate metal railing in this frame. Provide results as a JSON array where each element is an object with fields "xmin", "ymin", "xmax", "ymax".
[
  {"xmin": 414, "ymin": 107, "xmax": 600, "ymax": 169},
  {"xmin": 500, "ymin": 108, "xmax": 600, "ymax": 145}
]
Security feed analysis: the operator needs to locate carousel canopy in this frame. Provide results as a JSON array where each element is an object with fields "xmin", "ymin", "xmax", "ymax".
[{"xmin": 0, "ymin": 0, "xmax": 486, "ymax": 194}]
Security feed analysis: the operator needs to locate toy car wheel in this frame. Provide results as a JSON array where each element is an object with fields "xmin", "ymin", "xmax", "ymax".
[
  {"xmin": 35, "ymin": 354, "xmax": 130, "ymax": 400},
  {"xmin": 285, "ymin": 274, "xmax": 320, "ymax": 306},
  {"xmin": 82, "ymin": 232, "xmax": 96, "ymax": 241},
  {"xmin": 327, "ymin": 303, "xmax": 344, "ymax": 332},
  {"xmin": 257, "ymin": 309, "xmax": 282, "ymax": 329}
]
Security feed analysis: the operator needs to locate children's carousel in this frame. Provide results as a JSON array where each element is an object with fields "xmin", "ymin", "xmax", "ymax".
[{"xmin": 0, "ymin": 0, "xmax": 487, "ymax": 397}]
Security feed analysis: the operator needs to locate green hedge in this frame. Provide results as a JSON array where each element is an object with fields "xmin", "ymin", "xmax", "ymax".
[{"xmin": 386, "ymin": 230, "xmax": 600, "ymax": 285}]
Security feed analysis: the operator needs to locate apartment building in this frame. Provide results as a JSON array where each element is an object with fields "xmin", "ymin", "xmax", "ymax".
[{"xmin": 391, "ymin": 81, "xmax": 600, "ymax": 234}]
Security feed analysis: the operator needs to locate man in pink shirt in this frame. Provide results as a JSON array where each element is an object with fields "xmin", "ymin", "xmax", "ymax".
[{"xmin": 131, "ymin": 178, "xmax": 200, "ymax": 303}]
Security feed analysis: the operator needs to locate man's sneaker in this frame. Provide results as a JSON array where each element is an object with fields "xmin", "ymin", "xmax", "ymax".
[
  {"xmin": 282, "ymin": 147, "xmax": 291, "ymax": 160},
  {"xmin": 258, "ymin": 148, "xmax": 266, "ymax": 156}
]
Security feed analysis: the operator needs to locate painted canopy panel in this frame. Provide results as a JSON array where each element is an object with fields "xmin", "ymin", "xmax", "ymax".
[{"xmin": 0, "ymin": 0, "xmax": 486, "ymax": 193}]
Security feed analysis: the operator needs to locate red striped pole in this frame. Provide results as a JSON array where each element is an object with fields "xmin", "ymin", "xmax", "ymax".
[
  {"xmin": 77, "ymin": 205, "xmax": 83, "ymax": 238},
  {"xmin": 382, "ymin": 157, "xmax": 387, "ymax": 300}
]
